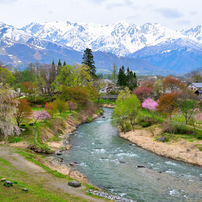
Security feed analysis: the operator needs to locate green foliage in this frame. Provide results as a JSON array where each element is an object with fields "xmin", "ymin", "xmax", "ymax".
[
  {"xmin": 52, "ymin": 99, "xmax": 68, "ymax": 114},
  {"xmin": 138, "ymin": 116, "xmax": 162, "ymax": 128},
  {"xmin": 27, "ymin": 94, "xmax": 51, "ymax": 106},
  {"xmin": 117, "ymin": 66, "xmax": 137, "ymax": 90},
  {"xmin": 162, "ymin": 122, "xmax": 198, "ymax": 135},
  {"xmin": 110, "ymin": 63, "xmax": 118, "ymax": 84},
  {"xmin": 53, "ymin": 65, "xmax": 75, "ymax": 88},
  {"xmin": 112, "ymin": 92, "xmax": 141, "ymax": 133},
  {"xmin": 0, "ymin": 67, "xmax": 15, "ymax": 86},
  {"xmin": 60, "ymin": 85, "xmax": 90, "ymax": 107}
]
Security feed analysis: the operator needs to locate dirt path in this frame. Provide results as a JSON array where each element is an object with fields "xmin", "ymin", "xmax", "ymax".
[{"xmin": 0, "ymin": 146, "xmax": 106, "ymax": 202}]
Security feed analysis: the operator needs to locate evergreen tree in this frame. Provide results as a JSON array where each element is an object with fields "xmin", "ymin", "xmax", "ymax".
[
  {"xmin": 57, "ymin": 59, "xmax": 62, "ymax": 75},
  {"xmin": 82, "ymin": 48, "xmax": 96, "ymax": 79},
  {"xmin": 110, "ymin": 63, "xmax": 118, "ymax": 84},
  {"xmin": 118, "ymin": 65, "xmax": 127, "ymax": 86},
  {"xmin": 126, "ymin": 67, "xmax": 137, "ymax": 91},
  {"xmin": 63, "ymin": 61, "xmax": 66, "ymax": 66}
]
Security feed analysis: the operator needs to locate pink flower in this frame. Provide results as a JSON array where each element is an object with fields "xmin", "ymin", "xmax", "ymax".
[
  {"xmin": 33, "ymin": 110, "xmax": 51, "ymax": 123},
  {"xmin": 142, "ymin": 98, "xmax": 158, "ymax": 111}
]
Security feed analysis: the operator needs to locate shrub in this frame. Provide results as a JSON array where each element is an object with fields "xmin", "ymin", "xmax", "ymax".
[
  {"xmin": 162, "ymin": 122, "xmax": 193, "ymax": 135},
  {"xmin": 138, "ymin": 116, "xmax": 161, "ymax": 127}
]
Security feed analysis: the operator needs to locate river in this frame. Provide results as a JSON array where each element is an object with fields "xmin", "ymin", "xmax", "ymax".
[{"xmin": 63, "ymin": 108, "xmax": 202, "ymax": 202}]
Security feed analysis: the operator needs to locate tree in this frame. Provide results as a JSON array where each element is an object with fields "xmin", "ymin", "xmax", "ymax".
[
  {"xmin": 72, "ymin": 64, "xmax": 92, "ymax": 87},
  {"xmin": 15, "ymin": 99, "xmax": 32, "ymax": 126},
  {"xmin": 110, "ymin": 63, "xmax": 118, "ymax": 84},
  {"xmin": 112, "ymin": 94, "xmax": 141, "ymax": 133},
  {"xmin": 57, "ymin": 59, "xmax": 62, "ymax": 75},
  {"xmin": 126, "ymin": 67, "xmax": 137, "ymax": 91},
  {"xmin": 82, "ymin": 48, "xmax": 96, "ymax": 79},
  {"xmin": 53, "ymin": 99, "xmax": 68, "ymax": 114},
  {"xmin": 21, "ymin": 82, "xmax": 37, "ymax": 96},
  {"xmin": 132, "ymin": 87, "xmax": 153, "ymax": 102},
  {"xmin": 0, "ymin": 84, "xmax": 21, "ymax": 141},
  {"xmin": 0, "ymin": 67, "xmax": 15, "ymax": 86},
  {"xmin": 125, "ymin": 94, "xmax": 141, "ymax": 131},
  {"xmin": 53, "ymin": 65, "xmax": 75, "ymax": 88},
  {"xmin": 153, "ymin": 79, "xmax": 164, "ymax": 99},
  {"xmin": 177, "ymin": 89, "xmax": 200, "ymax": 124},
  {"xmin": 117, "ymin": 65, "xmax": 127, "ymax": 86},
  {"xmin": 68, "ymin": 101, "xmax": 77, "ymax": 112},
  {"xmin": 162, "ymin": 75, "xmax": 185, "ymax": 93},
  {"xmin": 33, "ymin": 110, "xmax": 51, "ymax": 124},
  {"xmin": 142, "ymin": 98, "xmax": 158, "ymax": 111},
  {"xmin": 60, "ymin": 86, "xmax": 90, "ymax": 107},
  {"xmin": 185, "ymin": 70, "xmax": 202, "ymax": 83},
  {"xmin": 156, "ymin": 92, "xmax": 179, "ymax": 120},
  {"xmin": 116, "ymin": 87, "xmax": 131, "ymax": 102}
]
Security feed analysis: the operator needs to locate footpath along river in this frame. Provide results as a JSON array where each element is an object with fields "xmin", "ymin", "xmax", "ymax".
[{"xmin": 63, "ymin": 108, "xmax": 202, "ymax": 202}]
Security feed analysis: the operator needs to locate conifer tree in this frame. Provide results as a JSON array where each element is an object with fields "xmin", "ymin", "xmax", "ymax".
[
  {"xmin": 63, "ymin": 61, "xmax": 66, "ymax": 66},
  {"xmin": 82, "ymin": 48, "xmax": 96, "ymax": 79},
  {"xmin": 117, "ymin": 65, "xmax": 127, "ymax": 86},
  {"xmin": 57, "ymin": 59, "xmax": 62, "ymax": 75}
]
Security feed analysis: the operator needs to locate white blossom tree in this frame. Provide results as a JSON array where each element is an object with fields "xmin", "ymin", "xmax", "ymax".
[{"xmin": 0, "ymin": 84, "xmax": 21, "ymax": 142}]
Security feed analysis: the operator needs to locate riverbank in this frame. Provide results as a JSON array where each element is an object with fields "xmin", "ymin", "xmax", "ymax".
[
  {"xmin": 3, "ymin": 108, "xmax": 102, "ymax": 183},
  {"xmin": 119, "ymin": 126, "xmax": 202, "ymax": 166}
]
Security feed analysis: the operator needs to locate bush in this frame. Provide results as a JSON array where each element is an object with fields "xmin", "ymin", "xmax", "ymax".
[
  {"xmin": 138, "ymin": 116, "xmax": 161, "ymax": 127},
  {"xmin": 162, "ymin": 122, "xmax": 194, "ymax": 135}
]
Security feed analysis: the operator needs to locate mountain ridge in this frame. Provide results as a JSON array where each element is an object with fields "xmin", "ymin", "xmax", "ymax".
[{"xmin": 1, "ymin": 20, "xmax": 202, "ymax": 74}]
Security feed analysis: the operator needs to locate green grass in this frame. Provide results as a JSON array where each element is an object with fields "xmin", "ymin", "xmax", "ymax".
[
  {"xmin": 94, "ymin": 98, "xmax": 116, "ymax": 105},
  {"xmin": 0, "ymin": 154, "xmax": 88, "ymax": 202}
]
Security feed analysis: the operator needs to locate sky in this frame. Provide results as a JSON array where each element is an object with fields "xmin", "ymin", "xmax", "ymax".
[{"xmin": 0, "ymin": 0, "xmax": 201, "ymax": 30}]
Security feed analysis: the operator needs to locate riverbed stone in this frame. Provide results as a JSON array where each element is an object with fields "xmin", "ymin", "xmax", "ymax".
[
  {"xmin": 56, "ymin": 151, "xmax": 62, "ymax": 155},
  {"xmin": 1, "ymin": 178, "xmax": 6, "ymax": 182},
  {"xmin": 4, "ymin": 181, "xmax": 13, "ymax": 187},
  {"xmin": 157, "ymin": 137, "xmax": 166, "ymax": 142},
  {"xmin": 68, "ymin": 181, "xmax": 81, "ymax": 187},
  {"xmin": 137, "ymin": 165, "xmax": 145, "ymax": 168}
]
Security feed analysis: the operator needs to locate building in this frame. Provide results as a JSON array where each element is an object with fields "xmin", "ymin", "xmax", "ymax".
[{"xmin": 187, "ymin": 83, "xmax": 202, "ymax": 96}]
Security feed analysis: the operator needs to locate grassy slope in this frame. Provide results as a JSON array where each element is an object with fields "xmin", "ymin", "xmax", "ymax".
[{"xmin": 0, "ymin": 146, "xmax": 108, "ymax": 202}]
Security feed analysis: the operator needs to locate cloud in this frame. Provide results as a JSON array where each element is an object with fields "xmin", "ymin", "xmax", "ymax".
[
  {"xmin": 106, "ymin": 3, "xmax": 124, "ymax": 10},
  {"xmin": 0, "ymin": 0, "xmax": 18, "ymax": 3},
  {"xmin": 126, "ymin": 15, "xmax": 140, "ymax": 20},
  {"xmin": 154, "ymin": 8, "xmax": 183, "ymax": 19},
  {"xmin": 190, "ymin": 11, "xmax": 197, "ymax": 15},
  {"xmin": 88, "ymin": 0, "xmax": 106, "ymax": 4},
  {"xmin": 177, "ymin": 20, "xmax": 191, "ymax": 25}
]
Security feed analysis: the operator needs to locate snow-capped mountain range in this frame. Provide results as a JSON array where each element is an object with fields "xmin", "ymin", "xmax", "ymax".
[
  {"xmin": 1, "ymin": 20, "xmax": 202, "ymax": 74},
  {"xmin": 22, "ymin": 21, "xmax": 202, "ymax": 56}
]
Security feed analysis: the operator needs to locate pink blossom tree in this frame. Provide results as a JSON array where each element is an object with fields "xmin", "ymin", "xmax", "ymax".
[
  {"xmin": 33, "ymin": 110, "xmax": 51, "ymax": 124},
  {"xmin": 142, "ymin": 98, "xmax": 158, "ymax": 111},
  {"xmin": 45, "ymin": 103, "xmax": 48, "ymax": 111},
  {"xmin": 68, "ymin": 101, "xmax": 77, "ymax": 112}
]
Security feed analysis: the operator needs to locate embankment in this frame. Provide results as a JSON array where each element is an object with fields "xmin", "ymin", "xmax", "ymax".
[{"xmin": 119, "ymin": 127, "xmax": 202, "ymax": 166}]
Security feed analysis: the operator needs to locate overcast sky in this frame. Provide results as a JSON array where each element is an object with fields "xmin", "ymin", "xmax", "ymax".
[{"xmin": 0, "ymin": 0, "xmax": 201, "ymax": 30}]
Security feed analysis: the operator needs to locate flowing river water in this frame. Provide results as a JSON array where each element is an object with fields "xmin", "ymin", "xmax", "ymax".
[{"xmin": 63, "ymin": 108, "xmax": 202, "ymax": 202}]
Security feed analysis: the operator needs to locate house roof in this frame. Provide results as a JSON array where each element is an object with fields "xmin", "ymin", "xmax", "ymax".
[{"xmin": 191, "ymin": 83, "xmax": 202, "ymax": 88}]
